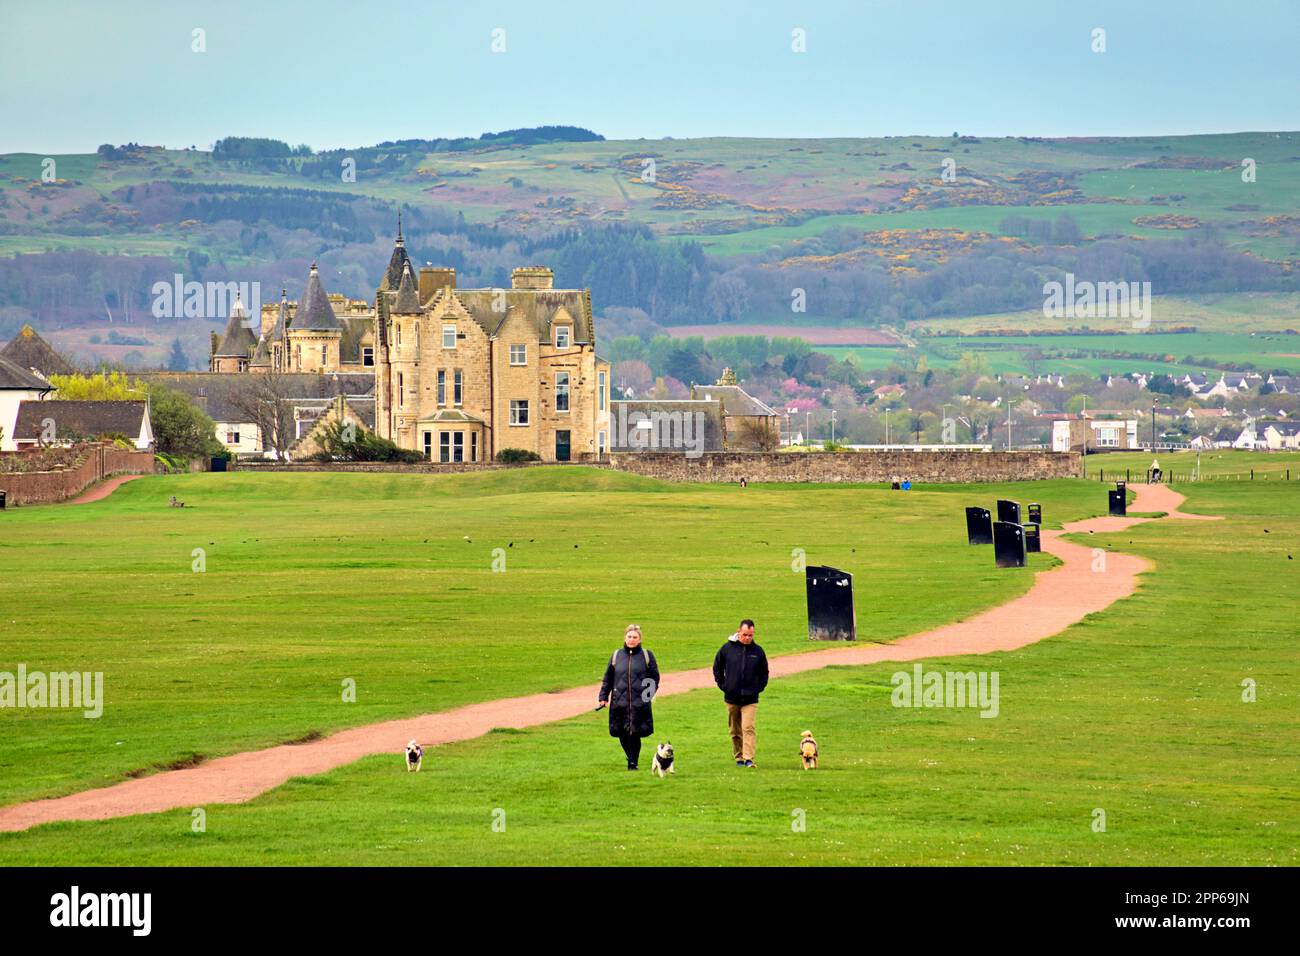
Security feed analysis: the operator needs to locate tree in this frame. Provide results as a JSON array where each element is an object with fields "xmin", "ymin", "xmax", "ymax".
[
  {"xmin": 222, "ymin": 371, "xmax": 298, "ymax": 461},
  {"xmin": 146, "ymin": 385, "xmax": 224, "ymax": 459},
  {"xmin": 733, "ymin": 418, "xmax": 780, "ymax": 451},
  {"xmin": 166, "ymin": 338, "xmax": 189, "ymax": 371}
]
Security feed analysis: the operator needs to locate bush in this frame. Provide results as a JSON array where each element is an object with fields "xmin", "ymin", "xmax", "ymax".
[
  {"xmin": 310, "ymin": 421, "xmax": 421, "ymax": 463},
  {"xmin": 496, "ymin": 448, "xmax": 542, "ymax": 464}
]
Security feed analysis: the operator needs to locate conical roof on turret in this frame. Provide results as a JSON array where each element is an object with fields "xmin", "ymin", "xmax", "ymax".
[
  {"xmin": 391, "ymin": 260, "xmax": 422, "ymax": 314},
  {"xmin": 296, "ymin": 264, "xmax": 343, "ymax": 331},
  {"xmin": 381, "ymin": 215, "xmax": 412, "ymax": 292},
  {"xmin": 215, "ymin": 293, "xmax": 258, "ymax": 357}
]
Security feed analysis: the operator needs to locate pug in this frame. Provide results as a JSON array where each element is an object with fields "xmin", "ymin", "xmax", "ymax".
[
  {"xmin": 650, "ymin": 742, "xmax": 675, "ymax": 778},
  {"xmin": 799, "ymin": 731, "xmax": 819, "ymax": 770},
  {"xmin": 405, "ymin": 739, "xmax": 424, "ymax": 773}
]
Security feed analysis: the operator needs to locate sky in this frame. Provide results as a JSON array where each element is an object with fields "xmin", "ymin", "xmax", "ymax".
[{"xmin": 0, "ymin": 0, "xmax": 1296, "ymax": 153}]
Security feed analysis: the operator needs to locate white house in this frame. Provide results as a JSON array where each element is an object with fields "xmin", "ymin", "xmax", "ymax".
[
  {"xmin": 1262, "ymin": 421, "xmax": 1300, "ymax": 450},
  {"xmin": 0, "ymin": 356, "xmax": 54, "ymax": 452}
]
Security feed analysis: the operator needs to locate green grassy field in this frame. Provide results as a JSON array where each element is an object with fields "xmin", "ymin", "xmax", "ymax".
[
  {"xmin": 0, "ymin": 472, "xmax": 1294, "ymax": 865},
  {"xmin": 0, "ymin": 468, "xmax": 1110, "ymax": 810}
]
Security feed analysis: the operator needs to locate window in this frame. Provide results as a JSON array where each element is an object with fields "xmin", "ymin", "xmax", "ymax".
[
  {"xmin": 396, "ymin": 322, "xmax": 401, "ymax": 346},
  {"xmin": 443, "ymin": 324, "xmax": 456, "ymax": 349},
  {"xmin": 414, "ymin": 322, "xmax": 419, "ymax": 349},
  {"xmin": 598, "ymin": 371, "xmax": 607, "ymax": 411},
  {"xmin": 555, "ymin": 325, "xmax": 571, "ymax": 349},
  {"xmin": 294, "ymin": 345, "xmax": 302, "ymax": 369},
  {"xmin": 422, "ymin": 432, "xmax": 432, "ymax": 460},
  {"xmin": 555, "ymin": 371, "xmax": 570, "ymax": 413},
  {"xmin": 397, "ymin": 372, "xmax": 404, "ymax": 407},
  {"xmin": 321, "ymin": 344, "xmax": 327, "ymax": 365},
  {"xmin": 471, "ymin": 432, "xmax": 479, "ymax": 463},
  {"xmin": 509, "ymin": 344, "xmax": 527, "ymax": 365},
  {"xmin": 510, "ymin": 400, "xmax": 529, "ymax": 426},
  {"xmin": 598, "ymin": 430, "xmax": 607, "ymax": 455},
  {"xmin": 439, "ymin": 431, "xmax": 451, "ymax": 463},
  {"xmin": 437, "ymin": 370, "xmax": 446, "ymax": 406},
  {"xmin": 454, "ymin": 369, "xmax": 463, "ymax": 406},
  {"xmin": 362, "ymin": 346, "xmax": 374, "ymax": 367},
  {"xmin": 452, "ymin": 432, "xmax": 465, "ymax": 463},
  {"xmin": 226, "ymin": 430, "xmax": 240, "ymax": 445}
]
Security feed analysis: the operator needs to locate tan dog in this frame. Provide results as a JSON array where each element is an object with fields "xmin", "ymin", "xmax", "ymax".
[
  {"xmin": 799, "ymin": 731, "xmax": 819, "ymax": 770},
  {"xmin": 651, "ymin": 742, "xmax": 675, "ymax": 778},
  {"xmin": 405, "ymin": 739, "xmax": 424, "ymax": 773}
]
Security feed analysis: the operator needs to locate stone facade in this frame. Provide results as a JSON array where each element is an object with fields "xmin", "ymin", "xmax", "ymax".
[
  {"xmin": 608, "ymin": 450, "xmax": 1081, "ymax": 483},
  {"xmin": 374, "ymin": 237, "xmax": 610, "ymax": 464}
]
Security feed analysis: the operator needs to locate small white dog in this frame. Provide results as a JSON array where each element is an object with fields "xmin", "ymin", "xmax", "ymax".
[
  {"xmin": 405, "ymin": 739, "xmax": 424, "ymax": 773},
  {"xmin": 650, "ymin": 742, "xmax": 675, "ymax": 778}
]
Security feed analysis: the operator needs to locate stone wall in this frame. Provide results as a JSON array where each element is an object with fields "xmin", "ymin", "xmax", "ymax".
[
  {"xmin": 0, "ymin": 444, "xmax": 157, "ymax": 506},
  {"xmin": 235, "ymin": 458, "xmax": 601, "ymax": 475},
  {"xmin": 607, "ymin": 450, "xmax": 1080, "ymax": 483}
]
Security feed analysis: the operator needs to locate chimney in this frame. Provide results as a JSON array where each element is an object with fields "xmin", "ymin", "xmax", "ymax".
[
  {"xmin": 511, "ymin": 266, "xmax": 553, "ymax": 290},
  {"xmin": 419, "ymin": 266, "xmax": 455, "ymax": 304}
]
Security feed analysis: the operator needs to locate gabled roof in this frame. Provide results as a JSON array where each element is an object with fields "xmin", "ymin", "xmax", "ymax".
[
  {"xmin": 445, "ymin": 287, "xmax": 595, "ymax": 344},
  {"xmin": 215, "ymin": 294, "xmax": 258, "ymax": 357},
  {"xmin": 1263, "ymin": 420, "xmax": 1300, "ymax": 436},
  {"xmin": 0, "ymin": 355, "xmax": 53, "ymax": 391},
  {"xmin": 295, "ymin": 264, "xmax": 343, "ymax": 331},
  {"xmin": 690, "ymin": 383, "xmax": 778, "ymax": 417},
  {"xmin": 13, "ymin": 400, "xmax": 147, "ymax": 441},
  {"xmin": 1, "ymin": 325, "xmax": 75, "ymax": 376}
]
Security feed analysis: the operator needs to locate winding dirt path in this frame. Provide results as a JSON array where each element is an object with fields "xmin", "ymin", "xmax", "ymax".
[
  {"xmin": 0, "ymin": 483, "xmax": 1216, "ymax": 833},
  {"xmin": 65, "ymin": 474, "xmax": 145, "ymax": 505}
]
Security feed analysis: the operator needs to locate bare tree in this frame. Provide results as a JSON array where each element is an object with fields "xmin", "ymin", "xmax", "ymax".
[
  {"xmin": 733, "ymin": 417, "xmax": 780, "ymax": 451},
  {"xmin": 222, "ymin": 371, "xmax": 298, "ymax": 460}
]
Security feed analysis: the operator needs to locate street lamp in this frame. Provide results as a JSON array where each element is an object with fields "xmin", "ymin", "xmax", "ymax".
[
  {"xmin": 1006, "ymin": 398, "xmax": 1017, "ymax": 450},
  {"xmin": 884, "ymin": 407, "xmax": 890, "ymax": 446},
  {"xmin": 942, "ymin": 403, "xmax": 951, "ymax": 444},
  {"xmin": 830, "ymin": 409, "xmax": 837, "ymax": 445}
]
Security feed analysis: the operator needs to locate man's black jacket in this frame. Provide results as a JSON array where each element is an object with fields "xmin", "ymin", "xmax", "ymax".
[{"xmin": 712, "ymin": 638, "xmax": 769, "ymax": 706}]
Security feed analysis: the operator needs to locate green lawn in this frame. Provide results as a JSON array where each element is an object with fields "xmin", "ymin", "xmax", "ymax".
[
  {"xmin": 0, "ymin": 476, "xmax": 1294, "ymax": 865},
  {"xmin": 0, "ymin": 468, "xmax": 1107, "ymax": 809}
]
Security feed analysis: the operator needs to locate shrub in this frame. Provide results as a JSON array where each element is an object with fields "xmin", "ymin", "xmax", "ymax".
[
  {"xmin": 496, "ymin": 448, "xmax": 542, "ymax": 464},
  {"xmin": 310, "ymin": 421, "xmax": 421, "ymax": 463}
]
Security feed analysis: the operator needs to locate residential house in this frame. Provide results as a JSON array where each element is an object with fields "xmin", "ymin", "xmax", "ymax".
[
  {"xmin": 0, "ymin": 356, "xmax": 55, "ymax": 451},
  {"xmin": 11, "ymin": 400, "xmax": 153, "ymax": 450}
]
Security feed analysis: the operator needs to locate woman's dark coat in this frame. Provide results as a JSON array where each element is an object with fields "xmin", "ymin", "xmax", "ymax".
[{"xmin": 599, "ymin": 645, "xmax": 660, "ymax": 738}]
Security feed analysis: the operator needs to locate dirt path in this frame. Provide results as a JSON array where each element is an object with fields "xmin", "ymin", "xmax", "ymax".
[
  {"xmin": 0, "ymin": 483, "xmax": 1215, "ymax": 833},
  {"xmin": 65, "ymin": 474, "xmax": 145, "ymax": 505}
]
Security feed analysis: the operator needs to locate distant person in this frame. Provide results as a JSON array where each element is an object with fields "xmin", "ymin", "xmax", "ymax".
[
  {"xmin": 890, "ymin": 475, "xmax": 901, "ymax": 490},
  {"xmin": 740, "ymin": 476, "xmax": 748, "ymax": 489},
  {"xmin": 597, "ymin": 624, "xmax": 660, "ymax": 770},
  {"xmin": 901, "ymin": 478, "xmax": 912, "ymax": 491},
  {"xmin": 712, "ymin": 619, "xmax": 769, "ymax": 768},
  {"xmin": 1151, "ymin": 458, "xmax": 1162, "ymax": 483}
]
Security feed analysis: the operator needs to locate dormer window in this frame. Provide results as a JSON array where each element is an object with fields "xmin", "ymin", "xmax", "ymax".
[
  {"xmin": 443, "ymin": 324, "xmax": 457, "ymax": 349},
  {"xmin": 555, "ymin": 325, "xmax": 571, "ymax": 349}
]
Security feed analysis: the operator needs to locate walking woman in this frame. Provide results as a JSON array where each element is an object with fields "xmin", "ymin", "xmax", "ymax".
[{"xmin": 597, "ymin": 624, "xmax": 660, "ymax": 770}]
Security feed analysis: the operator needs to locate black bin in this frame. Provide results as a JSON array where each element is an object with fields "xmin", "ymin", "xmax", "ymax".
[
  {"xmin": 806, "ymin": 565, "xmax": 856, "ymax": 641},
  {"xmin": 1023, "ymin": 522, "xmax": 1041, "ymax": 553},
  {"xmin": 1108, "ymin": 489, "xmax": 1126, "ymax": 517},
  {"xmin": 992, "ymin": 521, "xmax": 1027, "ymax": 568},
  {"xmin": 965, "ymin": 506, "xmax": 993, "ymax": 545},
  {"xmin": 996, "ymin": 499, "xmax": 1021, "ymax": 525},
  {"xmin": 210, "ymin": 457, "xmax": 227, "ymax": 473},
  {"xmin": 0, "ymin": 490, "xmax": 6, "ymax": 511},
  {"xmin": 1027, "ymin": 502, "xmax": 1042, "ymax": 525}
]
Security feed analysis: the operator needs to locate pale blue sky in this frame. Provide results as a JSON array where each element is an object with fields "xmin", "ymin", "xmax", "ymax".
[{"xmin": 1, "ymin": 0, "xmax": 1295, "ymax": 153}]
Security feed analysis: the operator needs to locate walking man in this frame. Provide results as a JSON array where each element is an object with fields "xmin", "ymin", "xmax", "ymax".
[{"xmin": 712, "ymin": 619, "xmax": 769, "ymax": 768}]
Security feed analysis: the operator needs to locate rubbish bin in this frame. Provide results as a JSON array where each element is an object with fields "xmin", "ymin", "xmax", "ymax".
[
  {"xmin": 0, "ymin": 490, "xmax": 6, "ymax": 511},
  {"xmin": 1023, "ymin": 522, "xmax": 1041, "ymax": 553},
  {"xmin": 1027, "ymin": 502, "xmax": 1042, "ymax": 525},
  {"xmin": 992, "ymin": 521, "xmax": 1027, "ymax": 568},
  {"xmin": 996, "ymin": 499, "xmax": 1021, "ymax": 525},
  {"xmin": 806, "ymin": 565, "xmax": 856, "ymax": 641},
  {"xmin": 210, "ymin": 457, "xmax": 227, "ymax": 473},
  {"xmin": 1108, "ymin": 488, "xmax": 1126, "ymax": 517},
  {"xmin": 965, "ymin": 506, "xmax": 993, "ymax": 545}
]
